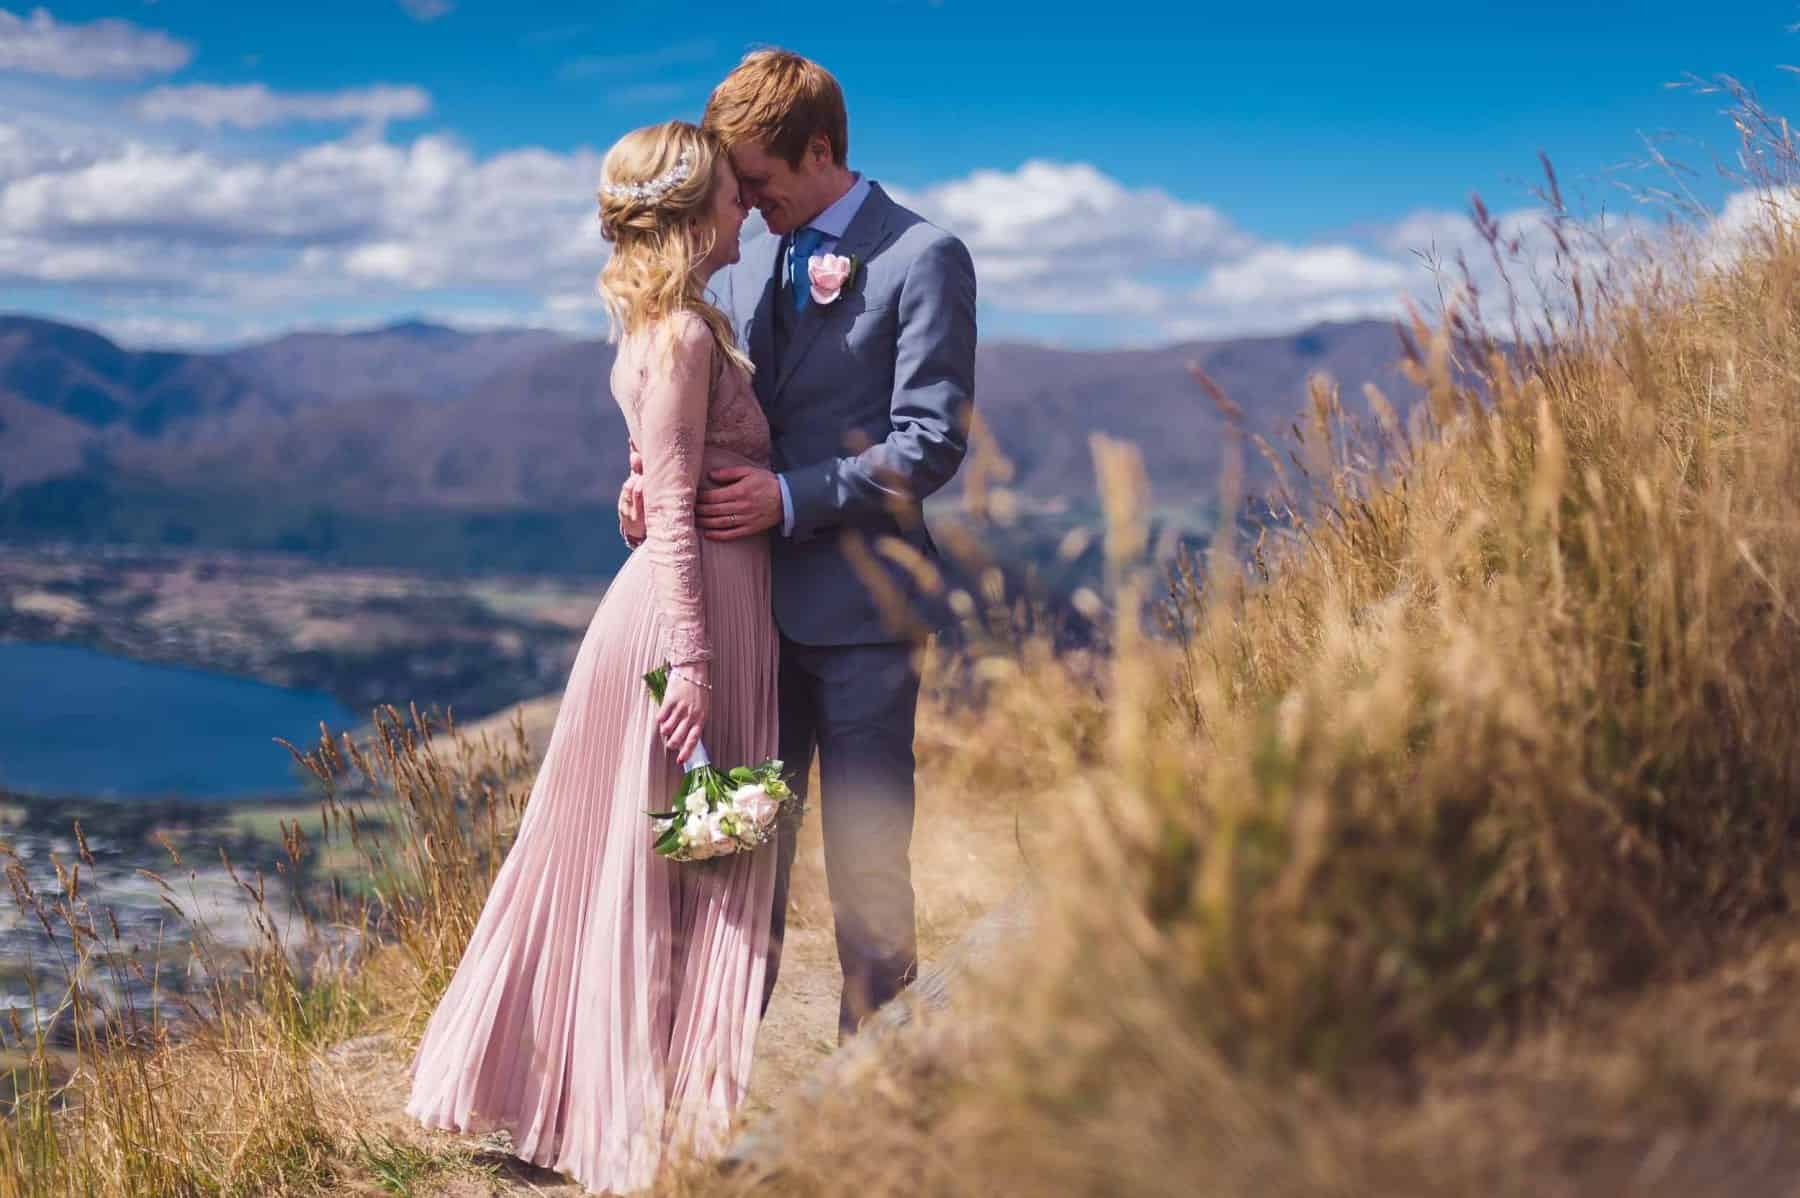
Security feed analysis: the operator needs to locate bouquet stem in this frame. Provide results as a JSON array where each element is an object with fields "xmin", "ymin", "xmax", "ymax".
[{"xmin": 642, "ymin": 662, "xmax": 793, "ymax": 862}]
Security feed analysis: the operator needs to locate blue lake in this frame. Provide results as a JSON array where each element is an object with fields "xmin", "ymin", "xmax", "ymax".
[{"xmin": 0, "ymin": 641, "xmax": 356, "ymax": 801}]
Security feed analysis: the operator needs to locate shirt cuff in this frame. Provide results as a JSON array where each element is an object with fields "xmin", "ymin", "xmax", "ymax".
[{"xmin": 777, "ymin": 473, "xmax": 795, "ymax": 538}]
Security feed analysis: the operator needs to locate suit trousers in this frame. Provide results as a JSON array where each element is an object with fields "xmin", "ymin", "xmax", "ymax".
[{"xmin": 759, "ymin": 634, "xmax": 921, "ymax": 1042}]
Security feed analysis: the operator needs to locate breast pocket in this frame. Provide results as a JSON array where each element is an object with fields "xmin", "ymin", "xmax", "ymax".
[{"xmin": 835, "ymin": 299, "xmax": 896, "ymax": 371}]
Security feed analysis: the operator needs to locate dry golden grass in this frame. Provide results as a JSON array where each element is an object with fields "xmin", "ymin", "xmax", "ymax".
[
  {"xmin": 5, "ymin": 79, "xmax": 1800, "ymax": 1198},
  {"xmin": 286, "ymin": 703, "xmax": 541, "ymax": 1042},
  {"xmin": 662, "ymin": 92, "xmax": 1800, "ymax": 1198},
  {"xmin": 0, "ymin": 816, "xmax": 373, "ymax": 1194}
]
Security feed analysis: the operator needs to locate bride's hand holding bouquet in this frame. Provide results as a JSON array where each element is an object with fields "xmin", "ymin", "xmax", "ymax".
[{"xmin": 645, "ymin": 664, "xmax": 796, "ymax": 862}]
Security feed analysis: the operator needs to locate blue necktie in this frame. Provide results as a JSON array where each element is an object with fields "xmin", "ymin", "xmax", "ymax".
[{"xmin": 789, "ymin": 226, "xmax": 828, "ymax": 314}]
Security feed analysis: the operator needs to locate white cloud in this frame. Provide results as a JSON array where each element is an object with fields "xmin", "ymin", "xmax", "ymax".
[
  {"xmin": 0, "ymin": 119, "xmax": 100, "ymax": 184},
  {"xmin": 1713, "ymin": 187, "xmax": 1800, "ymax": 234},
  {"xmin": 893, "ymin": 160, "xmax": 1438, "ymax": 338},
  {"xmin": 99, "ymin": 313, "xmax": 212, "ymax": 346},
  {"xmin": 996, "ymin": 277, "xmax": 1172, "ymax": 318},
  {"xmin": 1376, "ymin": 200, "xmax": 1660, "ymax": 337},
  {"xmin": 0, "ymin": 136, "xmax": 1457, "ymax": 343},
  {"xmin": 135, "ymin": 83, "xmax": 432, "ymax": 131},
  {"xmin": 896, "ymin": 161, "xmax": 1252, "ymax": 296},
  {"xmin": 295, "ymin": 140, "xmax": 607, "ymax": 290},
  {"xmin": 1703, "ymin": 186, "xmax": 1800, "ymax": 270},
  {"xmin": 0, "ymin": 103, "xmax": 1691, "ymax": 348},
  {"xmin": 1195, "ymin": 245, "xmax": 1412, "ymax": 306},
  {"xmin": 1155, "ymin": 244, "xmax": 1422, "ymax": 338},
  {"xmin": 0, "ymin": 233, "xmax": 165, "ymax": 285},
  {"xmin": 3, "ymin": 141, "xmax": 383, "ymax": 243},
  {"xmin": 0, "ymin": 127, "xmax": 608, "ymax": 327},
  {"xmin": 0, "ymin": 6, "xmax": 191, "ymax": 80}
]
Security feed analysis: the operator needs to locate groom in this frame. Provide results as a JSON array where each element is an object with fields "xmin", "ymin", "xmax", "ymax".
[{"xmin": 629, "ymin": 48, "xmax": 977, "ymax": 1042}]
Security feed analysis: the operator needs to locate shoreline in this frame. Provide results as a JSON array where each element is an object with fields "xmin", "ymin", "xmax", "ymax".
[{"xmin": 0, "ymin": 540, "xmax": 604, "ymax": 725}]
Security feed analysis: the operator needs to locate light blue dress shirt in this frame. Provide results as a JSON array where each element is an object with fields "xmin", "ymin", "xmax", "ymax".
[{"xmin": 775, "ymin": 172, "xmax": 872, "ymax": 537}]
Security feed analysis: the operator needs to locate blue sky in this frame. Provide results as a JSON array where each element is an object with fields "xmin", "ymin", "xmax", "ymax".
[{"xmin": 2, "ymin": 1, "xmax": 1797, "ymax": 347}]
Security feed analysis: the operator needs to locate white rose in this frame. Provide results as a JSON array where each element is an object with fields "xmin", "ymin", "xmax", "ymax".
[
  {"xmin": 731, "ymin": 783, "xmax": 779, "ymax": 828},
  {"xmin": 705, "ymin": 810, "xmax": 736, "ymax": 848}
]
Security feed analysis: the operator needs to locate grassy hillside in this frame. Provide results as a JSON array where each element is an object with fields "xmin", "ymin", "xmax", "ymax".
[
  {"xmin": 3, "ymin": 124, "xmax": 1800, "ymax": 1196},
  {"xmin": 720, "ymin": 166, "xmax": 1800, "ymax": 1193}
]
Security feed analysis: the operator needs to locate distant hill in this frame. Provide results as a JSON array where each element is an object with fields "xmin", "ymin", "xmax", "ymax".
[
  {"xmin": 221, "ymin": 320, "xmax": 568, "ymax": 409},
  {"xmin": 0, "ymin": 313, "xmax": 1420, "ymax": 574},
  {"xmin": 974, "ymin": 321, "xmax": 1416, "ymax": 505}
]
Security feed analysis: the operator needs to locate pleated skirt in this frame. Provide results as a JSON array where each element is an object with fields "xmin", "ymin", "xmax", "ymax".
[{"xmin": 404, "ymin": 530, "xmax": 779, "ymax": 1195}]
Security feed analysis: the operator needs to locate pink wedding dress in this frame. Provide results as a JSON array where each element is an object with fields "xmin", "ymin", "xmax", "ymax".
[{"xmin": 404, "ymin": 313, "xmax": 780, "ymax": 1194}]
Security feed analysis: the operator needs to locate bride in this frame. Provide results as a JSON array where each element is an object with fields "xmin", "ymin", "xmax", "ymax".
[{"xmin": 404, "ymin": 119, "xmax": 779, "ymax": 1194}]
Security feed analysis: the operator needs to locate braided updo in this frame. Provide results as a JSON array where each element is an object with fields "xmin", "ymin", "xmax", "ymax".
[{"xmin": 596, "ymin": 120, "xmax": 751, "ymax": 375}]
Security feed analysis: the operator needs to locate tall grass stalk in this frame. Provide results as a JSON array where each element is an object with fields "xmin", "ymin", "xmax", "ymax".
[
  {"xmin": 5, "ymin": 77, "xmax": 1800, "ymax": 1198},
  {"xmin": 699, "ymin": 94, "xmax": 1800, "ymax": 1198},
  {"xmin": 0, "ymin": 702, "xmax": 536, "ymax": 1195}
]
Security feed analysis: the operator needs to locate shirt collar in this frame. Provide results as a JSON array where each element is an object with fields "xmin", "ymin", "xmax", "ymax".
[{"xmin": 804, "ymin": 171, "xmax": 870, "ymax": 240}]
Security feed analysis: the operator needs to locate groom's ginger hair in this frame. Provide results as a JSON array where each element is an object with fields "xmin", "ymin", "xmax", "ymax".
[{"xmin": 702, "ymin": 49, "xmax": 848, "ymax": 168}]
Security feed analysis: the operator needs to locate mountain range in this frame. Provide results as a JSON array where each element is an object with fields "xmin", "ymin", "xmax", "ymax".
[{"xmin": 0, "ymin": 313, "xmax": 1420, "ymax": 575}]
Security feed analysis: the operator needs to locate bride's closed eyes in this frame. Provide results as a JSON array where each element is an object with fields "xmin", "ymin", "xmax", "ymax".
[{"xmin": 698, "ymin": 157, "xmax": 749, "ymax": 273}]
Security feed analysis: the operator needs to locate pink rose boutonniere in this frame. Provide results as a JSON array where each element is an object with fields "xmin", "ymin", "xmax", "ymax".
[{"xmin": 807, "ymin": 252, "xmax": 858, "ymax": 306}]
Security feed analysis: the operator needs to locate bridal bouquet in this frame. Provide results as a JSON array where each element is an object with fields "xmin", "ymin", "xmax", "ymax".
[{"xmin": 643, "ymin": 664, "xmax": 795, "ymax": 862}]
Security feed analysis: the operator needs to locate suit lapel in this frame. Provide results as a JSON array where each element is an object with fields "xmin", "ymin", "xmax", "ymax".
[
  {"xmin": 743, "ymin": 233, "xmax": 784, "ymax": 412},
  {"xmin": 772, "ymin": 183, "xmax": 897, "ymax": 401}
]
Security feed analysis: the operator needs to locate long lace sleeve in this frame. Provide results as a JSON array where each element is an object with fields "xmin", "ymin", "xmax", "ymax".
[{"xmin": 637, "ymin": 313, "xmax": 715, "ymax": 668}]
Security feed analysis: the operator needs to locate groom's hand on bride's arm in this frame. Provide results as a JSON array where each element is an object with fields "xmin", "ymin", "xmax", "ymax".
[
  {"xmin": 618, "ymin": 449, "xmax": 647, "ymax": 547},
  {"xmin": 697, "ymin": 465, "xmax": 784, "ymax": 541},
  {"xmin": 617, "ymin": 478, "xmax": 646, "ymax": 546}
]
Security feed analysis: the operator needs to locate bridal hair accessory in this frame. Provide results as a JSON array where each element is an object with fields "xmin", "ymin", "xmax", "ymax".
[{"xmin": 600, "ymin": 147, "xmax": 695, "ymax": 205}]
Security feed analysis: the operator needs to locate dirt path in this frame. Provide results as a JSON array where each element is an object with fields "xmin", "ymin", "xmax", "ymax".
[{"xmin": 308, "ymin": 691, "xmax": 1029, "ymax": 1195}]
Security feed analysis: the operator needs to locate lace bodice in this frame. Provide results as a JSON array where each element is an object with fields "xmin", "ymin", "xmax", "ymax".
[
  {"xmin": 697, "ymin": 355, "xmax": 771, "ymax": 469},
  {"xmin": 611, "ymin": 313, "xmax": 770, "ymax": 669}
]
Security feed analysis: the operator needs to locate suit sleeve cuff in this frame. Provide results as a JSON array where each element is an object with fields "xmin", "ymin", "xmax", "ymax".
[
  {"xmin": 782, "ymin": 460, "xmax": 842, "ymax": 542},
  {"xmin": 778, "ymin": 473, "xmax": 796, "ymax": 538}
]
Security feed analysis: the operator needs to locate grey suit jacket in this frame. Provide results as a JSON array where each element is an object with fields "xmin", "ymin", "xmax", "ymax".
[{"xmin": 714, "ymin": 181, "xmax": 977, "ymax": 646}]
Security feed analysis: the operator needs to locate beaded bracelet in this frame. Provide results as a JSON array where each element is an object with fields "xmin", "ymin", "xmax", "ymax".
[{"xmin": 671, "ymin": 665, "xmax": 713, "ymax": 690}]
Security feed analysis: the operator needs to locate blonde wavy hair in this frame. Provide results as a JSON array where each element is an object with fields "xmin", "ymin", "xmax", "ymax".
[{"xmin": 596, "ymin": 120, "xmax": 752, "ymax": 376}]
